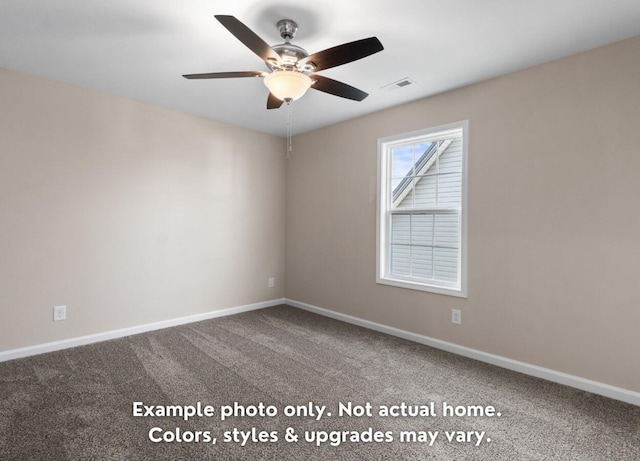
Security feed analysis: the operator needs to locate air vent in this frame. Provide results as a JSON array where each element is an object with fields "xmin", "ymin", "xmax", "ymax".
[{"xmin": 381, "ymin": 77, "xmax": 416, "ymax": 91}]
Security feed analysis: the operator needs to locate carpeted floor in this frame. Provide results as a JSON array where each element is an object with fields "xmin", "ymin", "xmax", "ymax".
[{"xmin": 0, "ymin": 305, "xmax": 638, "ymax": 460}]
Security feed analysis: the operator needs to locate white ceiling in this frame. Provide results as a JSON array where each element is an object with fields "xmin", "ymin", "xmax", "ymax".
[{"xmin": 1, "ymin": 0, "xmax": 639, "ymax": 137}]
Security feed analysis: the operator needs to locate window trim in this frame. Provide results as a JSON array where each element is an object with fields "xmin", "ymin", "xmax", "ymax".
[{"xmin": 376, "ymin": 120, "xmax": 469, "ymax": 298}]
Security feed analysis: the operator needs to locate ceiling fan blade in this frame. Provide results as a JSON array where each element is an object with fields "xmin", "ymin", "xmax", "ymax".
[
  {"xmin": 302, "ymin": 37, "xmax": 383, "ymax": 72},
  {"xmin": 310, "ymin": 75, "xmax": 369, "ymax": 101},
  {"xmin": 182, "ymin": 71, "xmax": 266, "ymax": 79},
  {"xmin": 215, "ymin": 15, "xmax": 281, "ymax": 65},
  {"xmin": 267, "ymin": 92, "xmax": 284, "ymax": 110}
]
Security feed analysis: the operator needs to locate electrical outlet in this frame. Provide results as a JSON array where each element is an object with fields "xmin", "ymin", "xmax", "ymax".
[
  {"xmin": 53, "ymin": 305, "xmax": 66, "ymax": 322},
  {"xmin": 268, "ymin": 277, "xmax": 275, "ymax": 288},
  {"xmin": 451, "ymin": 309, "xmax": 462, "ymax": 325}
]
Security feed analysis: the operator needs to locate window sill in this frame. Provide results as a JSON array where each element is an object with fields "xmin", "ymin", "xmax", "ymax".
[{"xmin": 376, "ymin": 276, "xmax": 467, "ymax": 298}]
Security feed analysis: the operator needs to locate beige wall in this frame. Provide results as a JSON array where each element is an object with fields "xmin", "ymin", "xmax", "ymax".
[
  {"xmin": 286, "ymin": 36, "xmax": 640, "ymax": 392},
  {"xmin": 0, "ymin": 68, "xmax": 286, "ymax": 351}
]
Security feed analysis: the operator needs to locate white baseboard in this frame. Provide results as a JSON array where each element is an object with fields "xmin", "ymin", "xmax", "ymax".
[
  {"xmin": 285, "ymin": 298, "xmax": 640, "ymax": 407},
  {"xmin": 0, "ymin": 298, "xmax": 286, "ymax": 363},
  {"xmin": 3, "ymin": 297, "xmax": 638, "ymax": 406}
]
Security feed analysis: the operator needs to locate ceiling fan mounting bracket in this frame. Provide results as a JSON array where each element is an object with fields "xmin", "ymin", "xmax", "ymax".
[{"xmin": 277, "ymin": 19, "xmax": 298, "ymax": 41}]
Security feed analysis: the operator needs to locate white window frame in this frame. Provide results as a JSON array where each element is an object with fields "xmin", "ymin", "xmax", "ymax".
[{"xmin": 376, "ymin": 120, "xmax": 468, "ymax": 298}]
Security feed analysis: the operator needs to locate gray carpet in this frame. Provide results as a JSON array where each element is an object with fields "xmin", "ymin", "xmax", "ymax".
[{"xmin": 0, "ymin": 305, "xmax": 638, "ymax": 460}]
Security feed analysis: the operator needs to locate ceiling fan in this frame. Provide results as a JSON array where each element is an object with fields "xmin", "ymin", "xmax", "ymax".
[{"xmin": 183, "ymin": 15, "xmax": 384, "ymax": 109}]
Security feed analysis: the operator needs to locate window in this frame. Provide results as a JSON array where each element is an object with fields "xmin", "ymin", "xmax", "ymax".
[{"xmin": 377, "ymin": 121, "xmax": 468, "ymax": 297}]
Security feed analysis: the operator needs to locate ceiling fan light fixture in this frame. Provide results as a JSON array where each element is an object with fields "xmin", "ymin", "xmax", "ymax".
[{"xmin": 264, "ymin": 70, "xmax": 312, "ymax": 102}]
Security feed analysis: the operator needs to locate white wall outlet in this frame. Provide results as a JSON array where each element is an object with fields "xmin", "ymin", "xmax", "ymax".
[
  {"xmin": 451, "ymin": 309, "xmax": 462, "ymax": 325},
  {"xmin": 53, "ymin": 305, "xmax": 67, "ymax": 322},
  {"xmin": 268, "ymin": 277, "xmax": 275, "ymax": 288}
]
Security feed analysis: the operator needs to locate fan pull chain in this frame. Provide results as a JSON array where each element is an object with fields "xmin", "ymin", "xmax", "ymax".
[{"xmin": 286, "ymin": 100, "xmax": 293, "ymax": 159}]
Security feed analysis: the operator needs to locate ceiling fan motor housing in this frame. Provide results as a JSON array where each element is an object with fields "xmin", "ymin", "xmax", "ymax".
[
  {"xmin": 265, "ymin": 19, "xmax": 314, "ymax": 72},
  {"xmin": 269, "ymin": 43, "xmax": 309, "ymax": 71}
]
